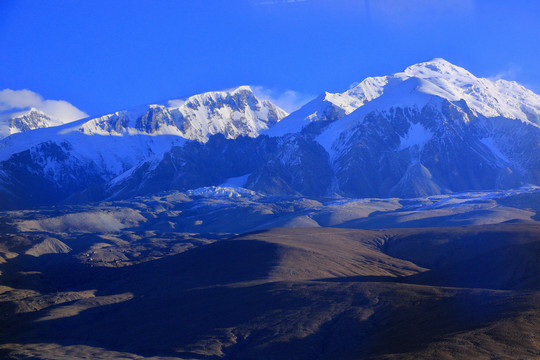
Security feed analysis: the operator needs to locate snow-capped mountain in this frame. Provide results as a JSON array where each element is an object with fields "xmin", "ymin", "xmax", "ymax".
[
  {"xmin": 401, "ymin": 58, "xmax": 540, "ymax": 124},
  {"xmin": 0, "ymin": 59, "xmax": 539, "ymax": 209},
  {"xmin": 268, "ymin": 58, "xmax": 540, "ymax": 137},
  {"xmin": 0, "ymin": 86, "xmax": 286, "ymax": 174},
  {"xmin": 0, "ymin": 87, "xmax": 287, "ymax": 208},
  {"xmin": 0, "ymin": 108, "xmax": 66, "ymax": 139},
  {"xmin": 311, "ymin": 59, "xmax": 540, "ymax": 197},
  {"xmin": 0, "ymin": 86, "xmax": 286, "ymax": 163},
  {"xmin": 80, "ymin": 86, "xmax": 287, "ymax": 141},
  {"xmin": 107, "ymin": 59, "xmax": 539, "ymax": 201}
]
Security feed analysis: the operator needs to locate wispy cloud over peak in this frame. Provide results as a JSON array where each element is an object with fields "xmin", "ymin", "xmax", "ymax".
[
  {"xmin": 489, "ymin": 64, "xmax": 522, "ymax": 82},
  {"xmin": 0, "ymin": 89, "xmax": 88, "ymax": 123},
  {"xmin": 252, "ymin": 86, "xmax": 315, "ymax": 113}
]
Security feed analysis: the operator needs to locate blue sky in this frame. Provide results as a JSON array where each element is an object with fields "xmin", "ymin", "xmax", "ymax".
[{"xmin": 1, "ymin": 0, "xmax": 539, "ymax": 116}]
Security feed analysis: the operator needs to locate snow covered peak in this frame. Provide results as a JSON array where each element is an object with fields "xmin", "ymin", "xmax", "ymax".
[
  {"xmin": 400, "ymin": 58, "xmax": 540, "ymax": 125},
  {"xmin": 314, "ymin": 59, "xmax": 540, "ymax": 162},
  {"xmin": 403, "ymin": 58, "xmax": 475, "ymax": 79},
  {"xmin": 353, "ymin": 58, "xmax": 540, "ymax": 126},
  {"xmin": 26, "ymin": 107, "xmax": 44, "ymax": 114},
  {"xmin": 0, "ymin": 107, "xmax": 65, "ymax": 139},
  {"xmin": 271, "ymin": 58, "xmax": 540, "ymax": 137},
  {"xmin": 78, "ymin": 86, "xmax": 288, "ymax": 141}
]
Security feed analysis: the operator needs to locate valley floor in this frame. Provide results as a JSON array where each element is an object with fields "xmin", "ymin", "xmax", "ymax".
[{"xmin": 1, "ymin": 189, "xmax": 539, "ymax": 359}]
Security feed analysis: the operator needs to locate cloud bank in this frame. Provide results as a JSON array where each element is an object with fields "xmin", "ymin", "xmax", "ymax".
[
  {"xmin": 252, "ymin": 86, "xmax": 315, "ymax": 113},
  {"xmin": 0, "ymin": 89, "xmax": 88, "ymax": 123}
]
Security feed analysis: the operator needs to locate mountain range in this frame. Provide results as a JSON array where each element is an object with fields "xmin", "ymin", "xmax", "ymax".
[{"xmin": 1, "ymin": 58, "xmax": 539, "ymax": 209}]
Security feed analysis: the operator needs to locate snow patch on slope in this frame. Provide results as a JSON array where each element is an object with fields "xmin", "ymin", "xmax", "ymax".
[
  {"xmin": 399, "ymin": 122, "xmax": 433, "ymax": 150},
  {"xmin": 186, "ymin": 186, "xmax": 258, "ymax": 198}
]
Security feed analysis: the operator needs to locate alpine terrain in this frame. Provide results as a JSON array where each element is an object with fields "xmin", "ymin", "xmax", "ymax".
[{"xmin": 0, "ymin": 59, "xmax": 539, "ymax": 209}]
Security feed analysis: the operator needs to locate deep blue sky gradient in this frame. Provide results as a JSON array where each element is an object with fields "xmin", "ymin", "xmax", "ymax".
[{"xmin": 1, "ymin": 0, "xmax": 538, "ymax": 115}]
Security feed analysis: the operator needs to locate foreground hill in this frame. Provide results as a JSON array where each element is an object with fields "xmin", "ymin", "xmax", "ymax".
[{"xmin": 1, "ymin": 224, "xmax": 539, "ymax": 359}]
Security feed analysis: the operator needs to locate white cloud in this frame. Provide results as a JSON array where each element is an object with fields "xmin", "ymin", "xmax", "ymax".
[
  {"xmin": 252, "ymin": 86, "xmax": 315, "ymax": 113},
  {"xmin": 489, "ymin": 64, "xmax": 522, "ymax": 81},
  {"xmin": 167, "ymin": 99, "xmax": 186, "ymax": 108},
  {"xmin": 0, "ymin": 89, "xmax": 88, "ymax": 123}
]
